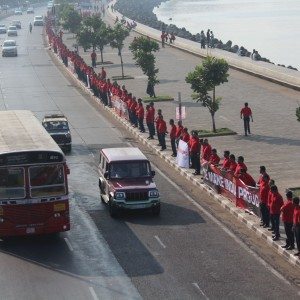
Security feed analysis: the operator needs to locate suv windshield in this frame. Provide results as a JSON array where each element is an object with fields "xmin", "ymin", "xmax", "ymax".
[
  {"xmin": 43, "ymin": 121, "xmax": 69, "ymax": 131},
  {"xmin": 109, "ymin": 161, "xmax": 151, "ymax": 179},
  {"xmin": 0, "ymin": 167, "xmax": 25, "ymax": 199},
  {"xmin": 3, "ymin": 41, "xmax": 16, "ymax": 47}
]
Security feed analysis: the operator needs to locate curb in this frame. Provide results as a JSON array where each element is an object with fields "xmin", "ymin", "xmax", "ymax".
[{"xmin": 49, "ymin": 49, "xmax": 300, "ymax": 269}]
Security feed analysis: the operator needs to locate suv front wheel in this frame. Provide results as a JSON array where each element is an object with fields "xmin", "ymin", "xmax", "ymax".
[
  {"xmin": 109, "ymin": 198, "xmax": 118, "ymax": 218},
  {"xmin": 152, "ymin": 204, "xmax": 161, "ymax": 216}
]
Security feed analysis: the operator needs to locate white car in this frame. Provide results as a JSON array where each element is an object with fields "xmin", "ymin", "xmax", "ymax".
[
  {"xmin": 33, "ymin": 16, "xmax": 44, "ymax": 26},
  {"xmin": 7, "ymin": 26, "xmax": 17, "ymax": 36},
  {"xmin": 0, "ymin": 24, "xmax": 6, "ymax": 34},
  {"xmin": 14, "ymin": 8, "xmax": 22, "ymax": 15},
  {"xmin": 2, "ymin": 40, "xmax": 17, "ymax": 57},
  {"xmin": 27, "ymin": 7, "xmax": 34, "ymax": 14},
  {"xmin": 12, "ymin": 20, "xmax": 21, "ymax": 29}
]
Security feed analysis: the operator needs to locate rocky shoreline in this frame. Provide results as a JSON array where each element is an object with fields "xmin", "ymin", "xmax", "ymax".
[{"xmin": 114, "ymin": 0, "xmax": 298, "ymax": 71}]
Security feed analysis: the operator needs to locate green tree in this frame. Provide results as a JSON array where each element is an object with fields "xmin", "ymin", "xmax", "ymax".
[
  {"xmin": 95, "ymin": 24, "xmax": 113, "ymax": 63},
  {"xmin": 129, "ymin": 36, "xmax": 159, "ymax": 97},
  {"xmin": 296, "ymin": 106, "xmax": 300, "ymax": 122},
  {"xmin": 60, "ymin": 5, "xmax": 82, "ymax": 34},
  {"xmin": 110, "ymin": 24, "xmax": 130, "ymax": 78},
  {"xmin": 186, "ymin": 56, "xmax": 229, "ymax": 132}
]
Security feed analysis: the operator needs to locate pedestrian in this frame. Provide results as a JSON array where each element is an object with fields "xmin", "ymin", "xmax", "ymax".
[
  {"xmin": 175, "ymin": 120, "xmax": 183, "ymax": 146},
  {"xmin": 157, "ymin": 116, "xmax": 167, "ymax": 151},
  {"xmin": 29, "ymin": 22, "xmax": 32, "ymax": 33},
  {"xmin": 293, "ymin": 197, "xmax": 300, "ymax": 256},
  {"xmin": 210, "ymin": 31, "xmax": 214, "ymax": 48},
  {"xmin": 281, "ymin": 191, "xmax": 295, "ymax": 250},
  {"xmin": 201, "ymin": 138, "xmax": 212, "ymax": 161},
  {"xmin": 240, "ymin": 102, "xmax": 253, "ymax": 136},
  {"xmin": 269, "ymin": 185, "xmax": 284, "ymax": 241},
  {"xmin": 189, "ymin": 131, "xmax": 200, "ymax": 175},
  {"xmin": 206, "ymin": 29, "xmax": 211, "ymax": 48},
  {"xmin": 147, "ymin": 101, "xmax": 156, "ymax": 138},
  {"xmin": 209, "ymin": 148, "xmax": 220, "ymax": 165},
  {"xmin": 200, "ymin": 30, "xmax": 206, "ymax": 49},
  {"xmin": 169, "ymin": 119, "xmax": 177, "ymax": 157},
  {"xmin": 234, "ymin": 156, "xmax": 247, "ymax": 176},
  {"xmin": 100, "ymin": 67, "xmax": 106, "ymax": 80},
  {"xmin": 257, "ymin": 166, "xmax": 271, "ymax": 228},
  {"xmin": 91, "ymin": 50, "xmax": 97, "ymax": 68},
  {"xmin": 229, "ymin": 154, "xmax": 237, "ymax": 173},
  {"xmin": 181, "ymin": 127, "xmax": 190, "ymax": 143},
  {"xmin": 221, "ymin": 150, "xmax": 231, "ymax": 170},
  {"xmin": 137, "ymin": 98, "xmax": 145, "ymax": 132},
  {"xmin": 146, "ymin": 105, "xmax": 153, "ymax": 139},
  {"xmin": 130, "ymin": 97, "xmax": 138, "ymax": 127}
]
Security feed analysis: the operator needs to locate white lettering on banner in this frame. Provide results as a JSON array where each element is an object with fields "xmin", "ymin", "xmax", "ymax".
[{"xmin": 238, "ymin": 187, "xmax": 259, "ymax": 207}]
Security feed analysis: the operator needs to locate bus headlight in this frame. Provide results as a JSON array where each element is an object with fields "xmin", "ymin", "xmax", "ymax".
[
  {"xmin": 114, "ymin": 192, "xmax": 126, "ymax": 199},
  {"xmin": 0, "ymin": 217, "xmax": 4, "ymax": 223},
  {"xmin": 149, "ymin": 190, "xmax": 159, "ymax": 198}
]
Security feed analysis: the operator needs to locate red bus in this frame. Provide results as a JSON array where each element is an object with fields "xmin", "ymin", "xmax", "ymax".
[{"xmin": 0, "ymin": 110, "xmax": 70, "ymax": 237}]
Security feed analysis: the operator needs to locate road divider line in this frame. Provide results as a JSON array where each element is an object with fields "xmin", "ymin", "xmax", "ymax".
[
  {"xmin": 154, "ymin": 235, "xmax": 166, "ymax": 249},
  {"xmin": 89, "ymin": 287, "xmax": 99, "ymax": 300},
  {"xmin": 192, "ymin": 283, "xmax": 209, "ymax": 299},
  {"xmin": 64, "ymin": 237, "xmax": 74, "ymax": 251}
]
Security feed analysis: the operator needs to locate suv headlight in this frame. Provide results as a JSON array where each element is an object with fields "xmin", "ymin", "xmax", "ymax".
[
  {"xmin": 149, "ymin": 190, "xmax": 159, "ymax": 198},
  {"xmin": 115, "ymin": 192, "xmax": 126, "ymax": 199}
]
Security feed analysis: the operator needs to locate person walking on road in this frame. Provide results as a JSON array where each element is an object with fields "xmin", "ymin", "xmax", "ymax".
[
  {"xmin": 29, "ymin": 22, "xmax": 32, "ymax": 34},
  {"xmin": 293, "ymin": 197, "xmax": 300, "ymax": 256},
  {"xmin": 281, "ymin": 191, "xmax": 295, "ymax": 250},
  {"xmin": 240, "ymin": 102, "xmax": 253, "ymax": 136}
]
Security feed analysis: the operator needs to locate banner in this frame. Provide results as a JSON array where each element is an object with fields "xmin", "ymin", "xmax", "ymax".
[
  {"xmin": 177, "ymin": 140, "xmax": 189, "ymax": 168},
  {"xmin": 202, "ymin": 162, "xmax": 261, "ymax": 216}
]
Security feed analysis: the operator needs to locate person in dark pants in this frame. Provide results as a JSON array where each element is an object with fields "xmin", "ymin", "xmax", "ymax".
[
  {"xmin": 257, "ymin": 166, "xmax": 270, "ymax": 227},
  {"xmin": 169, "ymin": 119, "xmax": 177, "ymax": 157},
  {"xmin": 293, "ymin": 197, "xmax": 300, "ymax": 256},
  {"xmin": 269, "ymin": 185, "xmax": 284, "ymax": 241},
  {"xmin": 137, "ymin": 98, "xmax": 145, "ymax": 133},
  {"xmin": 240, "ymin": 102, "xmax": 253, "ymax": 136},
  {"xmin": 281, "ymin": 191, "xmax": 295, "ymax": 250},
  {"xmin": 157, "ymin": 116, "xmax": 167, "ymax": 151},
  {"xmin": 147, "ymin": 101, "xmax": 155, "ymax": 139},
  {"xmin": 189, "ymin": 131, "xmax": 200, "ymax": 175},
  {"xmin": 91, "ymin": 50, "xmax": 97, "ymax": 68}
]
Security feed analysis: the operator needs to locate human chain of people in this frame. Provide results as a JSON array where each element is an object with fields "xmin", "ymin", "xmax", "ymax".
[{"xmin": 45, "ymin": 13, "xmax": 300, "ymax": 260}]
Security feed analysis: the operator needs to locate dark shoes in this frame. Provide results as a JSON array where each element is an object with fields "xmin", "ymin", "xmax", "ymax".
[
  {"xmin": 171, "ymin": 154, "xmax": 177, "ymax": 157},
  {"xmin": 294, "ymin": 252, "xmax": 300, "ymax": 256},
  {"xmin": 193, "ymin": 172, "xmax": 200, "ymax": 175},
  {"xmin": 263, "ymin": 225, "xmax": 269, "ymax": 228},
  {"xmin": 160, "ymin": 147, "xmax": 166, "ymax": 151},
  {"xmin": 281, "ymin": 245, "xmax": 288, "ymax": 248},
  {"xmin": 272, "ymin": 236, "xmax": 280, "ymax": 241},
  {"xmin": 286, "ymin": 246, "xmax": 295, "ymax": 250}
]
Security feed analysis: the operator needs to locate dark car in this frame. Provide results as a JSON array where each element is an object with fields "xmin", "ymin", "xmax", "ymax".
[
  {"xmin": 42, "ymin": 114, "xmax": 72, "ymax": 152},
  {"xmin": 98, "ymin": 147, "xmax": 160, "ymax": 217}
]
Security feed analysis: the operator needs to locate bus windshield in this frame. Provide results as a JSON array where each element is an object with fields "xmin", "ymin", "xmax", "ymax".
[
  {"xmin": 29, "ymin": 164, "xmax": 66, "ymax": 197},
  {"xmin": 0, "ymin": 167, "xmax": 25, "ymax": 199}
]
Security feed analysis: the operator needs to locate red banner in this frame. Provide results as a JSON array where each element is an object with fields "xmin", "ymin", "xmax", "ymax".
[{"xmin": 202, "ymin": 161, "xmax": 260, "ymax": 216}]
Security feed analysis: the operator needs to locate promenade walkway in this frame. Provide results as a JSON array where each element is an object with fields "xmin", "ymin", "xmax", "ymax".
[{"xmin": 64, "ymin": 7, "xmax": 300, "ymax": 193}]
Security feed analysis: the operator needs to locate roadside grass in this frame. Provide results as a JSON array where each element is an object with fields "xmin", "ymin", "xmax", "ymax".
[
  {"xmin": 195, "ymin": 128, "xmax": 237, "ymax": 138},
  {"xmin": 142, "ymin": 95, "xmax": 174, "ymax": 102},
  {"xmin": 111, "ymin": 75, "xmax": 135, "ymax": 80}
]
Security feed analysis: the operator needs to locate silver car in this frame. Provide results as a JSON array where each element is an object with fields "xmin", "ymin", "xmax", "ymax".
[
  {"xmin": 0, "ymin": 25, "xmax": 6, "ymax": 34},
  {"xmin": 7, "ymin": 26, "xmax": 17, "ymax": 36},
  {"xmin": 2, "ymin": 40, "xmax": 17, "ymax": 57},
  {"xmin": 33, "ymin": 16, "xmax": 44, "ymax": 26}
]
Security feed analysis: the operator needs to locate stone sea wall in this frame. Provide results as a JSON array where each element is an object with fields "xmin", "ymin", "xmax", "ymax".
[{"xmin": 114, "ymin": 0, "xmax": 298, "ymax": 71}]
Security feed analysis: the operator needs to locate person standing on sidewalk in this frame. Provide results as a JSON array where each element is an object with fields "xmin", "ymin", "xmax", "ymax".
[
  {"xmin": 147, "ymin": 101, "xmax": 155, "ymax": 139},
  {"xmin": 269, "ymin": 185, "xmax": 284, "ymax": 241},
  {"xmin": 281, "ymin": 191, "xmax": 295, "ymax": 250},
  {"xmin": 137, "ymin": 98, "xmax": 145, "ymax": 133},
  {"xmin": 257, "ymin": 166, "xmax": 270, "ymax": 228},
  {"xmin": 91, "ymin": 50, "xmax": 97, "ymax": 68},
  {"xmin": 293, "ymin": 197, "xmax": 300, "ymax": 256},
  {"xmin": 240, "ymin": 102, "xmax": 253, "ymax": 136},
  {"xmin": 189, "ymin": 131, "xmax": 200, "ymax": 175},
  {"xmin": 169, "ymin": 119, "xmax": 177, "ymax": 157},
  {"xmin": 158, "ymin": 116, "xmax": 167, "ymax": 151},
  {"xmin": 175, "ymin": 120, "xmax": 183, "ymax": 147}
]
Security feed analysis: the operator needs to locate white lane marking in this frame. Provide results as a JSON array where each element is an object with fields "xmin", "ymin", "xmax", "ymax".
[
  {"xmin": 154, "ymin": 235, "xmax": 166, "ymax": 249},
  {"xmin": 152, "ymin": 165, "xmax": 292, "ymax": 287},
  {"xmin": 89, "ymin": 287, "xmax": 99, "ymax": 300},
  {"xmin": 192, "ymin": 283, "xmax": 209, "ymax": 299},
  {"xmin": 220, "ymin": 115, "xmax": 233, "ymax": 123},
  {"xmin": 64, "ymin": 237, "xmax": 74, "ymax": 251}
]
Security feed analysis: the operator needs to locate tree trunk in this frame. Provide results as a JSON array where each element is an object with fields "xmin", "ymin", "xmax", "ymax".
[
  {"xmin": 211, "ymin": 112, "xmax": 216, "ymax": 133},
  {"xmin": 100, "ymin": 48, "xmax": 104, "ymax": 63},
  {"xmin": 120, "ymin": 52, "xmax": 124, "ymax": 78}
]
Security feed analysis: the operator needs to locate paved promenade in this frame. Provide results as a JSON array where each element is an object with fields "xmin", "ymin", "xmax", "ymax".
[{"xmin": 64, "ymin": 8, "xmax": 300, "ymax": 193}]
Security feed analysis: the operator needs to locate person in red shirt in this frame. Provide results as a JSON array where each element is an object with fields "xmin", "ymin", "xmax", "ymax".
[
  {"xmin": 130, "ymin": 97, "xmax": 138, "ymax": 127},
  {"xmin": 181, "ymin": 128, "xmax": 190, "ymax": 143},
  {"xmin": 281, "ymin": 191, "xmax": 295, "ymax": 250},
  {"xmin": 221, "ymin": 150, "xmax": 231, "ymax": 170},
  {"xmin": 147, "ymin": 102, "xmax": 155, "ymax": 139},
  {"xmin": 257, "ymin": 166, "xmax": 271, "ymax": 228},
  {"xmin": 234, "ymin": 156, "xmax": 247, "ymax": 176},
  {"xmin": 238, "ymin": 169, "xmax": 256, "ymax": 187},
  {"xmin": 101, "ymin": 67, "xmax": 106, "ymax": 80},
  {"xmin": 201, "ymin": 139, "xmax": 212, "ymax": 162},
  {"xmin": 91, "ymin": 50, "xmax": 97, "ymax": 68},
  {"xmin": 175, "ymin": 120, "xmax": 183, "ymax": 146},
  {"xmin": 228, "ymin": 154, "xmax": 237, "ymax": 173},
  {"xmin": 169, "ymin": 119, "xmax": 177, "ymax": 157},
  {"xmin": 137, "ymin": 98, "xmax": 145, "ymax": 133},
  {"xmin": 209, "ymin": 148, "xmax": 220, "ymax": 165},
  {"xmin": 269, "ymin": 185, "xmax": 284, "ymax": 240},
  {"xmin": 157, "ymin": 116, "xmax": 167, "ymax": 151},
  {"xmin": 188, "ymin": 131, "xmax": 200, "ymax": 175},
  {"xmin": 240, "ymin": 102, "xmax": 253, "ymax": 136},
  {"xmin": 293, "ymin": 197, "xmax": 300, "ymax": 256}
]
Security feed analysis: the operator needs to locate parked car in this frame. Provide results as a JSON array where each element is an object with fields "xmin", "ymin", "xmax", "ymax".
[
  {"xmin": 7, "ymin": 26, "xmax": 17, "ymax": 36},
  {"xmin": 33, "ymin": 16, "xmax": 44, "ymax": 26},
  {"xmin": 98, "ymin": 147, "xmax": 161, "ymax": 217},
  {"xmin": 14, "ymin": 8, "xmax": 22, "ymax": 15},
  {"xmin": 2, "ymin": 40, "xmax": 17, "ymax": 57},
  {"xmin": 12, "ymin": 20, "xmax": 21, "ymax": 29},
  {"xmin": 42, "ymin": 114, "xmax": 72, "ymax": 152},
  {"xmin": 27, "ymin": 7, "xmax": 34, "ymax": 14},
  {"xmin": 0, "ymin": 25, "xmax": 6, "ymax": 34}
]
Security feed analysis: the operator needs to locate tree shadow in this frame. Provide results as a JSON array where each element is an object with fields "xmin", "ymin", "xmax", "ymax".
[{"xmin": 105, "ymin": 63, "xmax": 137, "ymax": 69}]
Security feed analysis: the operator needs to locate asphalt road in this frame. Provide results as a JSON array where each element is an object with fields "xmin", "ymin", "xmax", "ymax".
[{"xmin": 0, "ymin": 7, "xmax": 299, "ymax": 300}]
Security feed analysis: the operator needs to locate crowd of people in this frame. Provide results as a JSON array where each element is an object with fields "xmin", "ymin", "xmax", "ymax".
[{"xmin": 45, "ymin": 16, "xmax": 300, "ymax": 258}]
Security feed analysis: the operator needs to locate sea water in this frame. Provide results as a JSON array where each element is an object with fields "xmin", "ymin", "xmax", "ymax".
[{"xmin": 154, "ymin": 0, "xmax": 300, "ymax": 69}]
